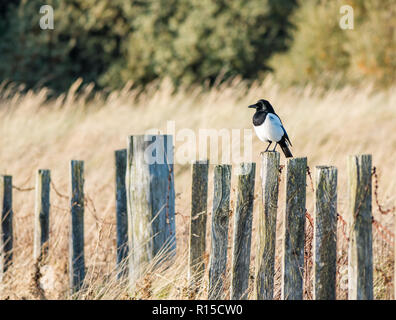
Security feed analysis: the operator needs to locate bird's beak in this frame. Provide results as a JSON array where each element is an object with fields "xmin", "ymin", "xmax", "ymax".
[{"xmin": 248, "ymin": 104, "xmax": 257, "ymax": 109}]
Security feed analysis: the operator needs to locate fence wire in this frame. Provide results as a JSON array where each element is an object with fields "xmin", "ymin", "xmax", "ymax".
[
  {"xmin": 7, "ymin": 163, "xmax": 396, "ymax": 300},
  {"xmin": 304, "ymin": 165, "xmax": 395, "ymax": 300}
]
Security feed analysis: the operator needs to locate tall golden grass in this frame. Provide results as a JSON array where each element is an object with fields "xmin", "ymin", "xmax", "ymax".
[{"xmin": 0, "ymin": 77, "xmax": 395, "ymax": 299}]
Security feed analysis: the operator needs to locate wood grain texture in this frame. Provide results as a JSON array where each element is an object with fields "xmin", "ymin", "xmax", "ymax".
[
  {"xmin": 0, "ymin": 175, "xmax": 13, "ymax": 275},
  {"xmin": 115, "ymin": 149, "xmax": 128, "ymax": 279},
  {"xmin": 347, "ymin": 154, "xmax": 373, "ymax": 300},
  {"xmin": 281, "ymin": 157, "xmax": 307, "ymax": 300},
  {"xmin": 255, "ymin": 151, "xmax": 280, "ymax": 300},
  {"xmin": 313, "ymin": 166, "xmax": 337, "ymax": 300},
  {"xmin": 188, "ymin": 160, "xmax": 209, "ymax": 284},
  {"xmin": 69, "ymin": 160, "xmax": 85, "ymax": 293},
  {"xmin": 126, "ymin": 135, "xmax": 176, "ymax": 283},
  {"xmin": 208, "ymin": 164, "xmax": 231, "ymax": 300},
  {"xmin": 34, "ymin": 169, "xmax": 51, "ymax": 262},
  {"xmin": 230, "ymin": 163, "xmax": 256, "ymax": 300}
]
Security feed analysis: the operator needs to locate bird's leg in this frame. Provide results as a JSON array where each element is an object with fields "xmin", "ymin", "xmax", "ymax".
[
  {"xmin": 272, "ymin": 142, "xmax": 278, "ymax": 152},
  {"xmin": 260, "ymin": 142, "xmax": 272, "ymax": 156}
]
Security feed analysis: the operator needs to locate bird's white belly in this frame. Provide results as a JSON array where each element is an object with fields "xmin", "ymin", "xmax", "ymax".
[{"xmin": 254, "ymin": 116, "xmax": 284, "ymax": 143}]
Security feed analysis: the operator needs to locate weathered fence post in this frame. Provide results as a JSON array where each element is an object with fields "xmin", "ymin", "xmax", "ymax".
[
  {"xmin": 70, "ymin": 160, "xmax": 85, "ymax": 293},
  {"xmin": 347, "ymin": 154, "xmax": 373, "ymax": 300},
  {"xmin": 34, "ymin": 169, "xmax": 51, "ymax": 262},
  {"xmin": 281, "ymin": 157, "xmax": 307, "ymax": 300},
  {"xmin": 188, "ymin": 160, "xmax": 209, "ymax": 285},
  {"xmin": 255, "ymin": 151, "xmax": 280, "ymax": 300},
  {"xmin": 115, "ymin": 149, "xmax": 128, "ymax": 279},
  {"xmin": 208, "ymin": 164, "xmax": 231, "ymax": 300},
  {"xmin": 230, "ymin": 163, "xmax": 256, "ymax": 300},
  {"xmin": 0, "ymin": 175, "xmax": 13, "ymax": 277},
  {"xmin": 313, "ymin": 166, "xmax": 337, "ymax": 300},
  {"xmin": 126, "ymin": 135, "xmax": 176, "ymax": 283}
]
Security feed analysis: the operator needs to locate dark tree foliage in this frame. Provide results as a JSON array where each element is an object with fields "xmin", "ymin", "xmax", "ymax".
[{"xmin": 0, "ymin": 0, "xmax": 297, "ymax": 93}]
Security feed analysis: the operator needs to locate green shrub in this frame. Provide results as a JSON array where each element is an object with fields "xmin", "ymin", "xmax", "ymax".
[
  {"xmin": 269, "ymin": 0, "xmax": 395, "ymax": 88},
  {"xmin": 0, "ymin": 0, "xmax": 297, "ymax": 92}
]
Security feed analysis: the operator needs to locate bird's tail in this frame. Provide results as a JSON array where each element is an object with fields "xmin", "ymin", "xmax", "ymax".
[{"xmin": 280, "ymin": 142, "xmax": 293, "ymax": 158}]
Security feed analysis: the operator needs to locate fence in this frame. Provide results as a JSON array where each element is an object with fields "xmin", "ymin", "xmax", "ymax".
[{"xmin": 0, "ymin": 134, "xmax": 395, "ymax": 299}]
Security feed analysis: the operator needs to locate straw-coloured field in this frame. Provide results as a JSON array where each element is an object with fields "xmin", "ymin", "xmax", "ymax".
[{"xmin": 0, "ymin": 78, "xmax": 395, "ymax": 299}]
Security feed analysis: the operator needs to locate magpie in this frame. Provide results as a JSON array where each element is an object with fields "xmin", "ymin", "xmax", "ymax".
[{"xmin": 248, "ymin": 99, "xmax": 293, "ymax": 158}]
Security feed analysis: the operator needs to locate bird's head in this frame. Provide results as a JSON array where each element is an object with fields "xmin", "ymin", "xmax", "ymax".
[{"xmin": 248, "ymin": 99, "xmax": 275, "ymax": 113}]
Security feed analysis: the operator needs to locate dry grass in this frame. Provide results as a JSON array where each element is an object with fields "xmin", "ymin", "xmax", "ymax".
[{"xmin": 0, "ymin": 77, "xmax": 395, "ymax": 299}]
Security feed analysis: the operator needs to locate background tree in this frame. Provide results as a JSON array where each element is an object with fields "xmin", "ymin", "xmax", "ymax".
[
  {"xmin": 269, "ymin": 0, "xmax": 395, "ymax": 88},
  {"xmin": 0, "ymin": 0, "xmax": 298, "ymax": 93}
]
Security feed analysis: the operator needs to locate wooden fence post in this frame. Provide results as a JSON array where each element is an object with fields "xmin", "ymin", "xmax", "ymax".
[
  {"xmin": 34, "ymin": 169, "xmax": 51, "ymax": 262},
  {"xmin": 188, "ymin": 160, "xmax": 209, "ymax": 285},
  {"xmin": 313, "ymin": 166, "xmax": 337, "ymax": 300},
  {"xmin": 347, "ymin": 154, "xmax": 373, "ymax": 300},
  {"xmin": 208, "ymin": 164, "xmax": 231, "ymax": 300},
  {"xmin": 230, "ymin": 163, "xmax": 256, "ymax": 300},
  {"xmin": 70, "ymin": 160, "xmax": 85, "ymax": 293},
  {"xmin": 115, "ymin": 149, "xmax": 128, "ymax": 279},
  {"xmin": 0, "ymin": 175, "xmax": 13, "ymax": 276},
  {"xmin": 126, "ymin": 135, "xmax": 176, "ymax": 283},
  {"xmin": 255, "ymin": 151, "xmax": 280, "ymax": 300},
  {"xmin": 281, "ymin": 157, "xmax": 307, "ymax": 300}
]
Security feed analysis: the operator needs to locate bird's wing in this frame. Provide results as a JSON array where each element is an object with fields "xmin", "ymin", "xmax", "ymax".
[
  {"xmin": 281, "ymin": 125, "xmax": 292, "ymax": 146},
  {"xmin": 267, "ymin": 113, "xmax": 282, "ymax": 126},
  {"xmin": 271, "ymin": 113, "xmax": 293, "ymax": 146}
]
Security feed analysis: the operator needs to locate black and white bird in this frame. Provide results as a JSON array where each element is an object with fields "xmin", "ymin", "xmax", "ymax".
[{"xmin": 249, "ymin": 99, "xmax": 293, "ymax": 158}]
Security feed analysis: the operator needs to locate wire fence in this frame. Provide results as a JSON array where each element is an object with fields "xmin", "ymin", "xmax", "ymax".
[{"xmin": 3, "ymin": 149, "xmax": 395, "ymax": 300}]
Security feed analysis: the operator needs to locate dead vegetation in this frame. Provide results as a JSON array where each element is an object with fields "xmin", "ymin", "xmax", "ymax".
[{"xmin": 0, "ymin": 77, "xmax": 395, "ymax": 299}]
